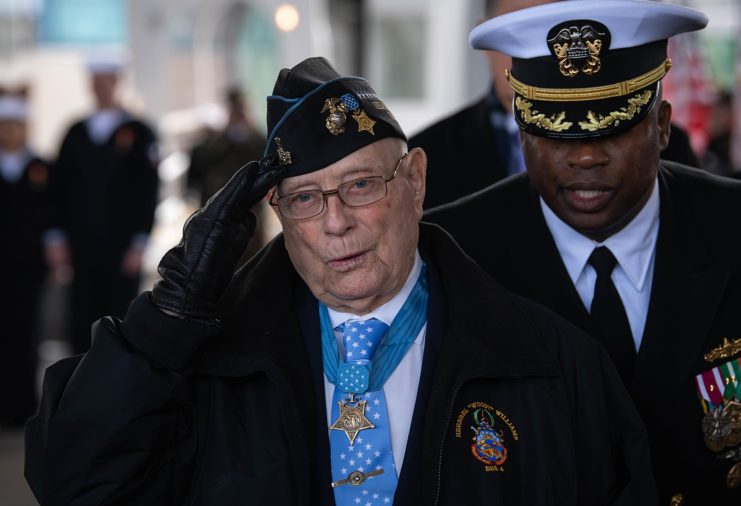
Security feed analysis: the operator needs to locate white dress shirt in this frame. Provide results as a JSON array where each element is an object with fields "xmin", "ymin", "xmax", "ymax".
[
  {"xmin": 540, "ymin": 181, "xmax": 660, "ymax": 351},
  {"xmin": 325, "ymin": 251, "xmax": 426, "ymax": 476}
]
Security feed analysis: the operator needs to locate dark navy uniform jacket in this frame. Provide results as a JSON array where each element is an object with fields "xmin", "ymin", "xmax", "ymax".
[{"xmin": 425, "ymin": 163, "xmax": 741, "ymax": 505}]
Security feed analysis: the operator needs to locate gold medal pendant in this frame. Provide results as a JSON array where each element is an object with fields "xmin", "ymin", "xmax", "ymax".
[{"xmin": 330, "ymin": 393, "xmax": 375, "ymax": 444}]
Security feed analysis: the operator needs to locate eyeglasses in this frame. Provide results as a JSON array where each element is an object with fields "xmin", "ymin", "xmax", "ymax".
[{"xmin": 269, "ymin": 153, "xmax": 408, "ymax": 220}]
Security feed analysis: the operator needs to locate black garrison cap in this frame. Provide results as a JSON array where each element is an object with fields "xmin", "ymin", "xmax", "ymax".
[{"xmin": 263, "ymin": 57, "xmax": 406, "ymax": 178}]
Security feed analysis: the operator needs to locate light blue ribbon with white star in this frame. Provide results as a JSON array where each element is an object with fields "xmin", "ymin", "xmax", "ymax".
[{"xmin": 319, "ymin": 263, "xmax": 428, "ymax": 394}]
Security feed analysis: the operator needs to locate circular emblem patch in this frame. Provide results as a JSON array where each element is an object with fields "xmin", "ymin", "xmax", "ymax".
[
  {"xmin": 455, "ymin": 401, "xmax": 519, "ymax": 472},
  {"xmin": 471, "ymin": 408, "xmax": 507, "ymax": 466}
]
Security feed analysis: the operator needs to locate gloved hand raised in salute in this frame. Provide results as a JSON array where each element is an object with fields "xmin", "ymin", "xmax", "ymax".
[{"xmin": 151, "ymin": 158, "xmax": 285, "ymax": 323}]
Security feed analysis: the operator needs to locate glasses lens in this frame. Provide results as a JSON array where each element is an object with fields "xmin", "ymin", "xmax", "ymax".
[
  {"xmin": 339, "ymin": 177, "xmax": 387, "ymax": 207},
  {"xmin": 281, "ymin": 191, "xmax": 323, "ymax": 219}
]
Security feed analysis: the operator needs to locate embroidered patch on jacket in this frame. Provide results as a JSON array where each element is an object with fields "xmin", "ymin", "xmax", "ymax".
[{"xmin": 455, "ymin": 401, "xmax": 519, "ymax": 472}]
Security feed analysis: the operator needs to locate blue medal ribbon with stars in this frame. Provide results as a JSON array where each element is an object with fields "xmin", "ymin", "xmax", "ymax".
[{"xmin": 319, "ymin": 263, "xmax": 428, "ymax": 394}]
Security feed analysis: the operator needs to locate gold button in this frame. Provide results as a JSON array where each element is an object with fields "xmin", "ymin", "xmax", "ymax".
[
  {"xmin": 727, "ymin": 462, "xmax": 741, "ymax": 489},
  {"xmin": 669, "ymin": 493, "xmax": 684, "ymax": 505}
]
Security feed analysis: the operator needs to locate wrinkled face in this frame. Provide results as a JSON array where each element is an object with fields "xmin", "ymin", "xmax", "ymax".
[
  {"xmin": 522, "ymin": 100, "xmax": 671, "ymax": 242},
  {"xmin": 275, "ymin": 138, "xmax": 426, "ymax": 314}
]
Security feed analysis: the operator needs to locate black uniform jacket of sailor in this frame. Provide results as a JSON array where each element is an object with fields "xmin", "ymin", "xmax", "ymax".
[
  {"xmin": 51, "ymin": 116, "xmax": 158, "ymax": 258},
  {"xmin": 26, "ymin": 225, "xmax": 657, "ymax": 505},
  {"xmin": 425, "ymin": 162, "xmax": 741, "ymax": 505},
  {"xmin": 409, "ymin": 96, "xmax": 509, "ymax": 210}
]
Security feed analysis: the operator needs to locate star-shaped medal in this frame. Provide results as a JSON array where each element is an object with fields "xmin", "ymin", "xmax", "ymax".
[
  {"xmin": 353, "ymin": 110, "xmax": 376, "ymax": 135},
  {"xmin": 330, "ymin": 395, "xmax": 375, "ymax": 444}
]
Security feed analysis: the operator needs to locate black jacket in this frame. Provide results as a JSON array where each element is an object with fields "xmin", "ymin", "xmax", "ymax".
[
  {"xmin": 0, "ymin": 154, "xmax": 52, "ymax": 272},
  {"xmin": 409, "ymin": 96, "xmax": 510, "ymax": 210},
  {"xmin": 26, "ymin": 225, "xmax": 657, "ymax": 505},
  {"xmin": 0, "ymin": 153, "xmax": 53, "ymax": 424},
  {"xmin": 425, "ymin": 162, "xmax": 741, "ymax": 505}
]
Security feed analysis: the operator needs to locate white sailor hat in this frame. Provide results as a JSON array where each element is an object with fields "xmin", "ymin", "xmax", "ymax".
[
  {"xmin": 0, "ymin": 95, "xmax": 28, "ymax": 121},
  {"xmin": 470, "ymin": 0, "xmax": 708, "ymax": 138},
  {"xmin": 86, "ymin": 54, "xmax": 125, "ymax": 75}
]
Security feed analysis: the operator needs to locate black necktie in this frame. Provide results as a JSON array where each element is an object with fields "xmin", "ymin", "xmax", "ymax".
[{"xmin": 588, "ymin": 246, "xmax": 636, "ymax": 383}]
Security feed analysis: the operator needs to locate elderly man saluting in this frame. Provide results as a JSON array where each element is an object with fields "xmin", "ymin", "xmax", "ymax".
[{"xmin": 27, "ymin": 57, "xmax": 655, "ymax": 505}]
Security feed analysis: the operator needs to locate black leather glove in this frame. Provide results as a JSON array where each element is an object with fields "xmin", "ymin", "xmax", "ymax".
[{"xmin": 151, "ymin": 158, "xmax": 285, "ymax": 322}]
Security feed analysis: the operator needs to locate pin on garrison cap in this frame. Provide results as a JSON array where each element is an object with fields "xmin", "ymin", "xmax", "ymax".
[
  {"xmin": 470, "ymin": 0, "xmax": 708, "ymax": 139},
  {"xmin": 263, "ymin": 57, "xmax": 406, "ymax": 178}
]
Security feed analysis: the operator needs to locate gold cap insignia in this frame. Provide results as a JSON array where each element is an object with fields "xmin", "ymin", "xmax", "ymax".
[
  {"xmin": 321, "ymin": 93, "xmax": 376, "ymax": 136},
  {"xmin": 321, "ymin": 97, "xmax": 348, "ymax": 135},
  {"xmin": 548, "ymin": 23, "xmax": 607, "ymax": 77}
]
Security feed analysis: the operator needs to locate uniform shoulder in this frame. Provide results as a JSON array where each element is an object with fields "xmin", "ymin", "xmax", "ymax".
[{"xmin": 662, "ymin": 162, "xmax": 741, "ymax": 210}]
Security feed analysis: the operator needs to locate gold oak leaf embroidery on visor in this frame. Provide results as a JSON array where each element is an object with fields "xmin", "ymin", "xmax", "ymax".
[
  {"xmin": 515, "ymin": 97, "xmax": 573, "ymax": 132},
  {"xmin": 578, "ymin": 90, "xmax": 653, "ymax": 132}
]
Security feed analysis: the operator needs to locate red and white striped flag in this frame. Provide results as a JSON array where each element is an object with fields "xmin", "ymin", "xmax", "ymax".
[
  {"xmin": 732, "ymin": 14, "xmax": 741, "ymax": 173},
  {"xmin": 662, "ymin": 29, "xmax": 716, "ymax": 156}
]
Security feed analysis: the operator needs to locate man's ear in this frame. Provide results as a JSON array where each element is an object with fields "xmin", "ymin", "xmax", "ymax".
[
  {"xmin": 405, "ymin": 147, "xmax": 427, "ymax": 214},
  {"xmin": 267, "ymin": 189, "xmax": 284, "ymax": 224},
  {"xmin": 657, "ymin": 100, "xmax": 672, "ymax": 151}
]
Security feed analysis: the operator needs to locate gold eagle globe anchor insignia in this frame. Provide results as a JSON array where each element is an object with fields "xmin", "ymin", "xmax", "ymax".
[{"xmin": 548, "ymin": 24, "xmax": 605, "ymax": 77}]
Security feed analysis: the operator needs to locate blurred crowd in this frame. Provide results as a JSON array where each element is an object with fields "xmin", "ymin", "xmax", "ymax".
[
  {"xmin": 0, "ymin": 60, "xmax": 272, "ymax": 430},
  {"xmin": 0, "ymin": 46, "xmax": 738, "ymax": 432}
]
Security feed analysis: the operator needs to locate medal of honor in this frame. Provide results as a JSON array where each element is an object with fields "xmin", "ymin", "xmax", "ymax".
[
  {"xmin": 330, "ymin": 393, "xmax": 375, "ymax": 444},
  {"xmin": 352, "ymin": 110, "xmax": 376, "ymax": 135}
]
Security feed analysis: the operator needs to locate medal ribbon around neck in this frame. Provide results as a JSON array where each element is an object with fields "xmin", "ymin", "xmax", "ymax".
[{"xmin": 319, "ymin": 263, "xmax": 429, "ymax": 394}]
